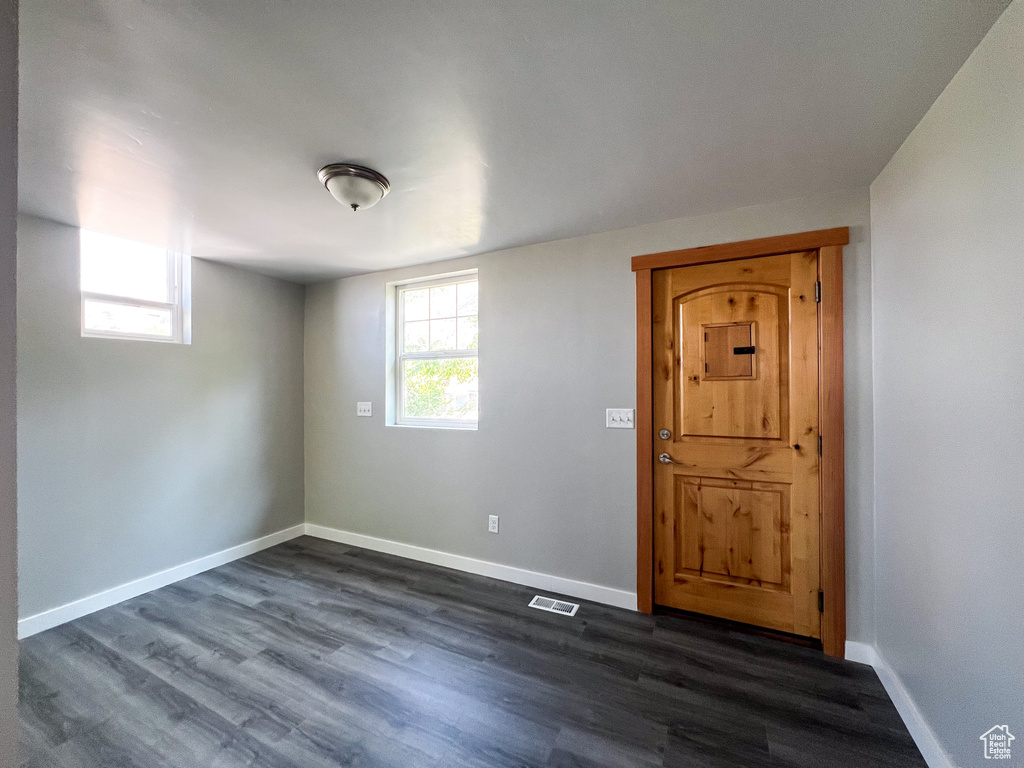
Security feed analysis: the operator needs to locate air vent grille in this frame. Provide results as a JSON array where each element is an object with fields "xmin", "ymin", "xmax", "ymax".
[{"xmin": 528, "ymin": 595, "xmax": 579, "ymax": 617}]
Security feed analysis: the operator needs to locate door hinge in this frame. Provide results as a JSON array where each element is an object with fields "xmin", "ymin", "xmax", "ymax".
[
  {"xmin": 818, "ymin": 435, "xmax": 822, "ymax": 456},
  {"xmin": 814, "ymin": 281, "xmax": 822, "ymax": 303},
  {"xmin": 818, "ymin": 590, "xmax": 824, "ymax": 613}
]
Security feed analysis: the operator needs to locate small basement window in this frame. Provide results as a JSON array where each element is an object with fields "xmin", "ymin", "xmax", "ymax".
[
  {"xmin": 80, "ymin": 229, "xmax": 190, "ymax": 343},
  {"xmin": 392, "ymin": 271, "xmax": 478, "ymax": 428}
]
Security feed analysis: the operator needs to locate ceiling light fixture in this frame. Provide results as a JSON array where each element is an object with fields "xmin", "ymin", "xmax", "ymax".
[{"xmin": 317, "ymin": 163, "xmax": 390, "ymax": 212}]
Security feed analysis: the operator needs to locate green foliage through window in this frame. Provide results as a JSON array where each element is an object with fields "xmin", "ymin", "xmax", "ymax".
[{"xmin": 403, "ymin": 357, "xmax": 478, "ymax": 420}]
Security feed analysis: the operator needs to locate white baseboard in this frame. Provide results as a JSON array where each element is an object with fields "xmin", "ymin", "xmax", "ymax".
[
  {"xmin": 304, "ymin": 523, "xmax": 638, "ymax": 611},
  {"xmin": 844, "ymin": 640, "xmax": 877, "ymax": 665},
  {"xmin": 871, "ymin": 648, "xmax": 955, "ymax": 768},
  {"xmin": 845, "ymin": 641, "xmax": 953, "ymax": 768},
  {"xmin": 17, "ymin": 524, "xmax": 306, "ymax": 639}
]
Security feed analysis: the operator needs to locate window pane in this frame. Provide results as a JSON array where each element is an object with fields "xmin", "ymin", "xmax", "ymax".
[
  {"xmin": 404, "ymin": 320, "xmax": 429, "ymax": 352},
  {"xmin": 80, "ymin": 230, "xmax": 170, "ymax": 303},
  {"xmin": 404, "ymin": 288, "xmax": 429, "ymax": 321},
  {"xmin": 403, "ymin": 357, "xmax": 478, "ymax": 421},
  {"xmin": 430, "ymin": 318, "xmax": 457, "ymax": 350},
  {"xmin": 429, "ymin": 284, "xmax": 457, "ymax": 319},
  {"xmin": 83, "ymin": 299, "xmax": 173, "ymax": 338},
  {"xmin": 457, "ymin": 316, "xmax": 478, "ymax": 350},
  {"xmin": 457, "ymin": 281, "xmax": 478, "ymax": 316}
]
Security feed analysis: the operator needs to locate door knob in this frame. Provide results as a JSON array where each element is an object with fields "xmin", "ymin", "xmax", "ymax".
[{"xmin": 658, "ymin": 453, "xmax": 682, "ymax": 465}]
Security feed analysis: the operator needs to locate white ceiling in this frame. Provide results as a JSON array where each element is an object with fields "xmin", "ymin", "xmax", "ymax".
[{"xmin": 19, "ymin": 1, "xmax": 1009, "ymax": 283}]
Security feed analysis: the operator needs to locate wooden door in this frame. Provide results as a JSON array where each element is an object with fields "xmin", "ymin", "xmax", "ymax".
[{"xmin": 652, "ymin": 251, "xmax": 820, "ymax": 637}]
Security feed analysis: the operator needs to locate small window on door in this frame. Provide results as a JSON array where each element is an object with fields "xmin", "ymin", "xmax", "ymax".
[
  {"xmin": 80, "ymin": 229, "xmax": 190, "ymax": 344},
  {"xmin": 703, "ymin": 322, "xmax": 756, "ymax": 380},
  {"xmin": 393, "ymin": 272, "xmax": 478, "ymax": 428}
]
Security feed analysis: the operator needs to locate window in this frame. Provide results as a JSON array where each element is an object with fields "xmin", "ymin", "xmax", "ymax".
[
  {"xmin": 394, "ymin": 272, "xmax": 478, "ymax": 428},
  {"xmin": 80, "ymin": 229, "xmax": 190, "ymax": 343}
]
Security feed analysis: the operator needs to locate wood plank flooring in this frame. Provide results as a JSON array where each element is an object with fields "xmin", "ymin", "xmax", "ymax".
[{"xmin": 19, "ymin": 536, "xmax": 925, "ymax": 767}]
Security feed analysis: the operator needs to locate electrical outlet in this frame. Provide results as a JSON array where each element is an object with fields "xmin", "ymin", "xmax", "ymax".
[
  {"xmin": 488, "ymin": 515, "xmax": 499, "ymax": 534},
  {"xmin": 356, "ymin": 402, "xmax": 372, "ymax": 417},
  {"xmin": 606, "ymin": 408, "xmax": 635, "ymax": 429}
]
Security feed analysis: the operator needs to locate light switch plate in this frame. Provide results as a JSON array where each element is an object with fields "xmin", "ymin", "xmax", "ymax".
[
  {"xmin": 606, "ymin": 408, "xmax": 635, "ymax": 429},
  {"xmin": 356, "ymin": 402, "xmax": 372, "ymax": 417}
]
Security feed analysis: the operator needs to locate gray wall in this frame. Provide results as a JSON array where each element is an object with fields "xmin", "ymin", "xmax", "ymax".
[
  {"xmin": 869, "ymin": 1, "xmax": 1023, "ymax": 764},
  {"xmin": 17, "ymin": 215, "xmax": 305, "ymax": 620},
  {"xmin": 305, "ymin": 188, "xmax": 876, "ymax": 642},
  {"xmin": 0, "ymin": 0, "xmax": 16, "ymax": 761}
]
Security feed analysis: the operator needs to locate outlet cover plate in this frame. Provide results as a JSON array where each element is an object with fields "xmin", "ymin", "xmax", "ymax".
[
  {"xmin": 356, "ymin": 402, "xmax": 372, "ymax": 417},
  {"xmin": 606, "ymin": 408, "xmax": 635, "ymax": 429},
  {"xmin": 488, "ymin": 515, "xmax": 499, "ymax": 534}
]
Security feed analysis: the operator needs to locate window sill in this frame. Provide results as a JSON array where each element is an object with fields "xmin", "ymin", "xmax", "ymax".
[
  {"xmin": 389, "ymin": 421, "xmax": 478, "ymax": 431},
  {"xmin": 82, "ymin": 330, "xmax": 188, "ymax": 344}
]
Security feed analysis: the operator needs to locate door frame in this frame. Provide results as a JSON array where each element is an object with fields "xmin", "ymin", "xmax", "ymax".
[{"xmin": 632, "ymin": 227, "xmax": 848, "ymax": 657}]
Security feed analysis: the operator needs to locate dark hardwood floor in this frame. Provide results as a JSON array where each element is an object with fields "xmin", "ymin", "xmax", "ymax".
[{"xmin": 19, "ymin": 537, "xmax": 925, "ymax": 767}]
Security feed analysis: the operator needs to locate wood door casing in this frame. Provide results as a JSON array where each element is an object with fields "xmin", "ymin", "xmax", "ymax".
[{"xmin": 653, "ymin": 251, "xmax": 821, "ymax": 638}]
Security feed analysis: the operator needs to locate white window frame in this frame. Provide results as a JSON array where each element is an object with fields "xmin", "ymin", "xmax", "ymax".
[
  {"xmin": 391, "ymin": 270, "xmax": 478, "ymax": 430},
  {"xmin": 81, "ymin": 248, "xmax": 191, "ymax": 344}
]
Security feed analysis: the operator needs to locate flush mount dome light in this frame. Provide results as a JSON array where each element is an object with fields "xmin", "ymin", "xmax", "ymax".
[{"xmin": 317, "ymin": 163, "xmax": 390, "ymax": 211}]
